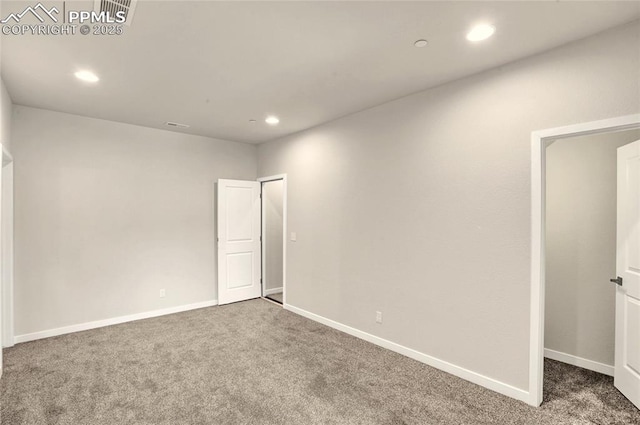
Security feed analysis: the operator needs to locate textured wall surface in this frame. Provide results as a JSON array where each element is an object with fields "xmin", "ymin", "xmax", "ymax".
[
  {"xmin": 0, "ymin": 75, "xmax": 11, "ymax": 375},
  {"xmin": 0, "ymin": 79, "xmax": 11, "ymax": 154},
  {"xmin": 12, "ymin": 106, "xmax": 257, "ymax": 336},
  {"xmin": 258, "ymin": 22, "xmax": 640, "ymax": 390}
]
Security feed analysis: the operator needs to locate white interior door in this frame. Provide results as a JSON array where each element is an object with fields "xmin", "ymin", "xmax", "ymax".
[
  {"xmin": 217, "ymin": 179, "xmax": 261, "ymax": 305},
  {"xmin": 614, "ymin": 140, "xmax": 640, "ymax": 409}
]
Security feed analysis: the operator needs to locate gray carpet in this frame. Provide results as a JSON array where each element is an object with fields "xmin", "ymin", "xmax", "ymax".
[
  {"xmin": 266, "ymin": 292, "xmax": 283, "ymax": 304},
  {"xmin": 1, "ymin": 299, "xmax": 638, "ymax": 424}
]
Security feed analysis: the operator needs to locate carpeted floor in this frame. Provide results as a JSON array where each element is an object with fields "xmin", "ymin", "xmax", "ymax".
[{"xmin": 1, "ymin": 299, "xmax": 638, "ymax": 424}]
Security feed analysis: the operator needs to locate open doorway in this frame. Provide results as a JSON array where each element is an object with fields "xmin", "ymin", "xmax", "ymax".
[
  {"xmin": 259, "ymin": 175, "xmax": 287, "ymax": 305},
  {"xmin": 542, "ymin": 129, "xmax": 640, "ymax": 414},
  {"xmin": 529, "ymin": 114, "xmax": 640, "ymax": 408}
]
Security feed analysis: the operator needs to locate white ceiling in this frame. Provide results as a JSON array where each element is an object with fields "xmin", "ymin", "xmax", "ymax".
[{"xmin": 2, "ymin": 1, "xmax": 639, "ymax": 144}]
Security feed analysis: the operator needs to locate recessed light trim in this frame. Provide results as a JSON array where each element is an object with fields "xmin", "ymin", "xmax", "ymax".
[
  {"xmin": 414, "ymin": 39, "xmax": 428, "ymax": 48},
  {"xmin": 265, "ymin": 116, "xmax": 280, "ymax": 125},
  {"xmin": 74, "ymin": 70, "xmax": 99, "ymax": 83},
  {"xmin": 466, "ymin": 24, "xmax": 495, "ymax": 42}
]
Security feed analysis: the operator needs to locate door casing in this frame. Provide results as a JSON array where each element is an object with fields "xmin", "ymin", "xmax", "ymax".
[{"xmin": 529, "ymin": 114, "xmax": 640, "ymax": 407}]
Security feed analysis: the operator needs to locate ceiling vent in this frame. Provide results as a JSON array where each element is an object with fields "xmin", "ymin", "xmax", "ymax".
[
  {"xmin": 166, "ymin": 122, "xmax": 190, "ymax": 129},
  {"xmin": 94, "ymin": 0, "xmax": 137, "ymax": 26}
]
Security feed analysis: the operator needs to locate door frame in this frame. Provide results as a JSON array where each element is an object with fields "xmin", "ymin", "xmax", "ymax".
[
  {"xmin": 529, "ymin": 113, "xmax": 640, "ymax": 407},
  {"xmin": 257, "ymin": 174, "xmax": 287, "ymax": 306}
]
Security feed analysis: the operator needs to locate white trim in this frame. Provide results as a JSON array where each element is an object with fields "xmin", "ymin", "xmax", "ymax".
[
  {"xmin": 14, "ymin": 300, "xmax": 218, "ymax": 344},
  {"xmin": 260, "ymin": 180, "xmax": 268, "ymax": 298},
  {"xmin": 529, "ymin": 130, "xmax": 546, "ymax": 407},
  {"xmin": 257, "ymin": 174, "xmax": 287, "ymax": 307},
  {"xmin": 544, "ymin": 348, "xmax": 614, "ymax": 377},
  {"xmin": 264, "ymin": 287, "xmax": 283, "ymax": 296},
  {"xmin": 529, "ymin": 113, "xmax": 640, "ymax": 407},
  {"xmin": 1, "ymin": 158, "xmax": 13, "ymax": 348},
  {"xmin": 285, "ymin": 303, "xmax": 530, "ymax": 404},
  {"xmin": 282, "ymin": 177, "xmax": 287, "ymax": 307}
]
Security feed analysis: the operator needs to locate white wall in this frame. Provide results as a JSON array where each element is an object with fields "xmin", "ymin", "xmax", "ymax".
[
  {"xmin": 0, "ymin": 80, "xmax": 11, "ymax": 154},
  {"xmin": 0, "ymin": 4, "xmax": 13, "ymax": 372},
  {"xmin": 264, "ymin": 180, "xmax": 283, "ymax": 291},
  {"xmin": 12, "ymin": 106, "xmax": 257, "ymax": 337},
  {"xmin": 0, "ymin": 77, "xmax": 12, "ymax": 377},
  {"xmin": 545, "ymin": 129, "xmax": 640, "ymax": 367},
  {"xmin": 257, "ymin": 21, "xmax": 640, "ymax": 392}
]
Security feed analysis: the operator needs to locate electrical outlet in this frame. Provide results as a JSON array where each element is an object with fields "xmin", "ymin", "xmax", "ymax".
[
  {"xmin": 376, "ymin": 311, "xmax": 383, "ymax": 324},
  {"xmin": 291, "ymin": 232, "xmax": 297, "ymax": 242},
  {"xmin": 159, "ymin": 289, "xmax": 166, "ymax": 298}
]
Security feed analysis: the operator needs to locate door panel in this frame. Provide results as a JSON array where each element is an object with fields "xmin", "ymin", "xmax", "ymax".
[
  {"xmin": 217, "ymin": 179, "xmax": 261, "ymax": 305},
  {"xmin": 227, "ymin": 252, "xmax": 254, "ymax": 289},
  {"xmin": 615, "ymin": 140, "xmax": 640, "ymax": 409},
  {"xmin": 625, "ymin": 297, "xmax": 640, "ymax": 375},
  {"xmin": 227, "ymin": 187, "xmax": 254, "ymax": 241}
]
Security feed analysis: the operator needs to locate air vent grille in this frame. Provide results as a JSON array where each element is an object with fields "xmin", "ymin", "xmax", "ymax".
[{"xmin": 94, "ymin": 0, "xmax": 137, "ymax": 26}]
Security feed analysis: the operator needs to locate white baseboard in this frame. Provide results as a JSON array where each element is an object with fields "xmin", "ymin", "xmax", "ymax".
[
  {"xmin": 544, "ymin": 348, "xmax": 614, "ymax": 377},
  {"xmin": 284, "ymin": 304, "xmax": 530, "ymax": 404},
  {"xmin": 14, "ymin": 300, "xmax": 218, "ymax": 344},
  {"xmin": 264, "ymin": 287, "xmax": 283, "ymax": 296}
]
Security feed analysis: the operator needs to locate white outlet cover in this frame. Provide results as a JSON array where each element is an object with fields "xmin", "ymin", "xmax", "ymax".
[{"xmin": 291, "ymin": 232, "xmax": 297, "ymax": 241}]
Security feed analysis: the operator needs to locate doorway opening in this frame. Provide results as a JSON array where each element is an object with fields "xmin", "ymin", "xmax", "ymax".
[
  {"xmin": 542, "ymin": 129, "xmax": 640, "ymax": 415},
  {"xmin": 529, "ymin": 114, "xmax": 640, "ymax": 408},
  {"xmin": 259, "ymin": 175, "xmax": 287, "ymax": 306}
]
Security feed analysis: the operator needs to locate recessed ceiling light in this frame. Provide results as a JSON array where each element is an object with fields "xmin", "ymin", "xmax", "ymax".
[
  {"xmin": 466, "ymin": 24, "xmax": 495, "ymax": 42},
  {"xmin": 74, "ymin": 70, "xmax": 99, "ymax": 83},
  {"xmin": 414, "ymin": 39, "xmax": 428, "ymax": 48},
  {"xmin": 249, "ymin": 119, "xmax": 257, "ymax": 124},
  {"xmin": 265, "ymin": 116, "xmax": 280, "ymax": 125}
]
